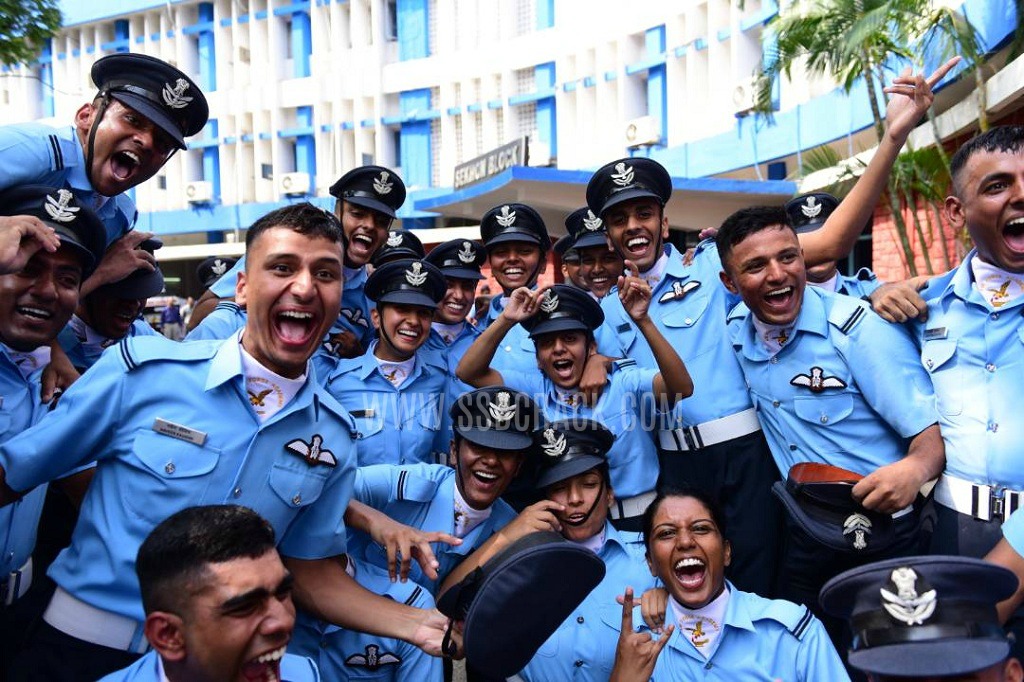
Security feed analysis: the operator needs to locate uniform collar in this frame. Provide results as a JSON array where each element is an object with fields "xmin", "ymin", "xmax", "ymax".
[
  {"xmin": 731, "ymin": 285, "xmax": 827, "ymax": 361},
  {"xmin": 663, "ymin": 581, "xmax": 753, "ymax": 658},
  {"xmin": 662, "ymin": 243, "xmax": 690, "ymax": 283},
  {"xmin": 598, "ymin": 521, "xmax": 633, "ymax": 558},
  {"xmin": 354, "ymin": 343, "xmax": 427, "ymax": 383},
  {"xmin": 440, "ymin": 472, "xmax": 505, "ymax": 556},
  {"xmin": 205, "ymin": 330, "xmax": 315, "ymax": 395},
  {"xmin": 345, "ymin": 265, "xmax": 368, "ymax": 288}
]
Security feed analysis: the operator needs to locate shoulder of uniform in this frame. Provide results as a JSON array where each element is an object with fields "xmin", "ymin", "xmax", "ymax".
[
  {"xmin": 394, "ymin": 464, "xmax": 445, "ymax": 502},
  {"xmin": 726, "ymin": 300, "xmax": 750, "ymax": 323},
  {"xmin": 113, "ymin": 194, "xmax": 136, "ymax": 219},
  {"xmin": 214, "ymin": 300, "xmax": 241, "ymax": 313},
  {"xmin": 919, "ymin": 268, "xmax": 956, "ymax": 301},
  {"xmin": 743, "ymin": 593, "xmax": 816, "ymax": 640},
  {"xmin": 825, "ymin": 291, "xmax": 870, "ymax": 335},
  {"xmin": 118, "ymin": 335, "xmax": 219, "ymax": 371},
  {"xmin": 311, "ymin": 388, "xmax": 358, "ymax": 435},
  {"xmin": 50, "ymin": 128, "xmax": 80, "ymax": 172}
]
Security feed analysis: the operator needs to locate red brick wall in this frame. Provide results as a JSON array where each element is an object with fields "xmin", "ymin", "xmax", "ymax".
[{"xmin": 870, "ymin": 201, "xmax": 965, "ymax": 282}]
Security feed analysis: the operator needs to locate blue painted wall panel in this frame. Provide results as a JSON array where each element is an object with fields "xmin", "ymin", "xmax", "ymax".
[
  {"xmin": 197, "ymin": 3, "xmax": 216, "ymax": 92},
  {"xmin": 400, "ymin": 89, "xmax": 432, "ymax": 187},
  {"xmin": 397, "ymin": 0, "xmax": 429, "ymax": 61},
  {"xmin": 291, "ymin": 11, "xmax": 312, "ymax": 77},
  {"xmin": 535, "ymin": 62, "xmax": 556, "ymax": 158},
  {"xmin": 536, "ymin": 0, "xmax": 554, "ymax": 29},
  {"xmin": 295, "ymin": 105, "xmax": 316, "ymax": 190}
]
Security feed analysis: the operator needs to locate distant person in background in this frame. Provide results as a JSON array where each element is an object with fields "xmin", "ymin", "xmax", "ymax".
[{"xmin": 159, "ymin": 301, "xmax": 184, "ymax": 341}]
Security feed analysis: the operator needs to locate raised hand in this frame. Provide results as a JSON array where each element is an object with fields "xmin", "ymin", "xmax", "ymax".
[
  {"xmin": 618, "ymin": 260, "xmax": 653, "ymax": 322},
  {"xmin": 500, "ymin": 286, "xmax": 544, "ymax": 323},
  {"xmin": 610, "ymin": 587, "xmax": 673, "ymax": 682},
  {"xmin": 497, "ymin": 500, "xmax": 564, "ymax": 544},
  {"xmin": 883, "ymin": 56, "xmax": 961, "ymax": 143},
  {"xmin": 0, "ymin": 215, "xmax": 60, "ymax": 274}
]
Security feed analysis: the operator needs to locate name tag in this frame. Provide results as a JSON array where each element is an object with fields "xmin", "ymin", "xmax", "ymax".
[
  {"xmin": 350, "ymin": 409, "xmax": 375, "ymax": 418},
  {"xmin": 616, "ymin": 323, "xmax": 632, "ymax": 333},
  {"xmin": 152, "ymin": 418, "xmax": 207, "ymax": 446},
  {"xmin": 923, "ymin": 327, "xmax": 947, "ymax": 341}
]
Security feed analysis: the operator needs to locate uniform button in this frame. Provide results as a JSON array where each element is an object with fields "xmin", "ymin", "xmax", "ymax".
[
  {"xmin": 772, "ymin": 400, "xmax": 780, "ymax": 408},
  {"xmin": 576, "ymin": 616, "xmax": 585, "ymax": 624},
  {"xmin": 504, "ymin": 345, "xmax": 512, "ymax": 352},
  {"xmin": 770, "ymin": 356, "xmax": 778, "ymax": 364},
  {"xmin": 991, "ymin": 312, "xmax": 1000, "ymax": 321},
  {"xmin": 925, "ymin": 359, "xmax": 934, "ymax": 369},
  {"xmin": 988, "ymin": 421, "xmax": 999, "ymax": 433},
  {"xmin": 292, "ymin": 493, "xmax": 302, "ymax": 505},
  {"xmin": 574, "ymin": 660, "xmax": 583, "ymax": 668},
  {"xmin": 164, "ymin": 462, "xmax": 175, "ymax": 474},
  {"xmin": 684, "ymin": 318, "xmax": 693, "ymax": 325},
  {"xmin": 986, "ymin": 363, "xmax": 996, "ymax": 372},
  {"xmin": 233, "ymin": 487, "xmax": 242, "ymax": 498},
  {"xmin": 820, "ymin": 415, "xmax": 829, "ymax": 424},
  {"xmin": 789, "ymin": 444, "xmax": 797, "ymax": 451}
]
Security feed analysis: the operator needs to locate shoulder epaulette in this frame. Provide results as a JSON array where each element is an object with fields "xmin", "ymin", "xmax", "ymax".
[
  {"xmin": 395, "ymin": 468, "xmax": 441, "ymax": 502},
  {"xmin": 214, "ymin": 300, "xmax": 241, "ymax": 313},
  {"xmin": 788, "ymin": 605, "xmax": 814, "ymax": 640},
  {"xmin": 118, "ymin": 335, "xmax": 219, "ymax": 371},
  {"xmin": 420, "ymin": 347, "xmax": 449, "ymax": 371},
  {"xmin": 827, "ymin": 295, "xmax": 869, "ymax": 335},
  {"xmin": 855, "ymin": 267, "xmax": 878, "ymax": 282},
  {"xmin": 47, "ymin": 134, "xmax": 66, "ymax": 171}
]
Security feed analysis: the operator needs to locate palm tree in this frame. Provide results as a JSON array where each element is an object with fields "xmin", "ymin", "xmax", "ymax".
[{"xmin": 756, "ymin": 0, "xmax": 932, "ymax": 275}]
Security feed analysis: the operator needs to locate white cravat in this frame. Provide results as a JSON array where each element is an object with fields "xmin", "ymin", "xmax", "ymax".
[
  {"xmin": 4, "ymin": 344, "xmax": 51, "ymax": 380},
  {"xmin": 240, "ymin": 345, "xmax": 305, "ymax": 422},
  {"xmin": 432, "ymin": 321, "xmax": 465, "ymax": 345},
  {"xmin": 669, "ymin": 585, "xmax": 730, "ymax": 658},
  {"xmin": 453, "ymin": 483, "xmax": 491, "ymax": 538},
  {"xmin": 807, "ymin": 271, "xmax": 840, "ymax": 293},
  {"xmin": 641, "ymin": 252, "xmax": 670, "ymax": 288},
  {"xmin": 972, "ymin": 257, "xmax": 1024, "ymax": 308},
  {"xmin": 569, "ymin": 527, "xmax": 606, "ymax": 554},
  {"xmin": 751, "ymin": 316, "xmax": 794, "ymax": 356}
]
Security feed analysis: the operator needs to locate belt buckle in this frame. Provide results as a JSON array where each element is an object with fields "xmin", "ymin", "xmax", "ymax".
[{"xmin": 990, "ymin": 489, "xmax": 1006, "ymax": 522}]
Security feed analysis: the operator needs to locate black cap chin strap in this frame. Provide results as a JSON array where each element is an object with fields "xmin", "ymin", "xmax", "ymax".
[
  {"xmin": 84, "ymin": 94, "xmax": 113, "ymax": 192},
  {"xmin": 562, "ymin": 479, "xmax": 606, "ymax": 527}
]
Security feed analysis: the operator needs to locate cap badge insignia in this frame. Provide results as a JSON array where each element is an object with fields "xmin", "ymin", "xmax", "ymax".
[
  {"xmin": 539, "ymin": 291, "xmax": 559, "ymax": 313},
  {"xmin": 790, "ymin": 366, "xmax": 847, "ymax": 393},
  {"xmin": 374, "ymin": 171, "xmax": 393, "ymax": 196},
  {"xmin": 488, "ymin": 391, "xmax": 516, "ymax": 425},
  {"xmin": 658, "ymin": 280, "xmax": 700, "ymax": 304},
  {"xmin": 211, "ymin": 259, "xmax": 227, "ymax": 277},
  {"xmin": 457, "ymin": 242, "xmax": 476, "ymax": 263},
  {"xmin": 285, "ymin": 434, "xmax": 337, "ymax": 467},
  {"xmin": 583, "ymin": 210, "xmax": 603, "ymax": 232},
  {"xmin": 495, "ymin": 205, "xmax": 517, "ymax": 228},
  {"xmin": 881, "ymin": 567, "xmax": 937, "ymax": 625},
  {"xmin": 386, "ymin": 232, "xmax": 404, "ymax": 247},
  {"xmin": 611, "ymin": 162, "xmax": 635, "ymax": 187},
  {"xmin": 801, "ymin": 196, "xmax": 822, "ymax": 219},
  {"xmin": 541, "ymin": 428, "xmax": 567, "ymax": 457},
  {"xmin": 405, "ymin": 262, "xmax": 427, "ymax": 286},
  {"xmin": 842, "ymin": 513, "xmax": 872, "ymax": 551},
  {"xmin": 344, "ymin": 645, "xmax": 401, "ymax": 670},
  {"xmin": 162, "ymin": 78, "xmax": 193, "ymax": 110},
  {"xmin": 44, "ymin": 189, "xmax": 79, "ymax": 223}
]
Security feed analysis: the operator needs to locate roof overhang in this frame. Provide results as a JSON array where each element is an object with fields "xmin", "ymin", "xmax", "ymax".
[{"xmin": 414, "ymin": 165, "xmax": 796, "ymax": 236}]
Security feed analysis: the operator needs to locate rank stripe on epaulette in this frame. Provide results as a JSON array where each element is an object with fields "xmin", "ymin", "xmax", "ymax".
[
  {"xmin": 214, "ymin": 301, "xmax": 240, "ymax": 312},
  {"xmin": 118, "ymin": 338, "xmax": 137, "ymax": 371},
  {"xmin": 404, "ymin": 585, "xmax": 423, "ymax": 606},
  {"xmin": 790, "ymin": 607, "xmax": 813, "ymax": 640},
  {"xmin": 48, "ymin": 135, "xmax": 64, "ymax": 170},
  {"xmin": 839, "ymin": 306, "xmax": 866, "ymax": 334},
  {"xmin": 397, "ymin": 470, "xmax": 408, "ymax": 500},
  {"xmin": 615, "ymin": 358, "xmax": 637, "ymax": 370}
]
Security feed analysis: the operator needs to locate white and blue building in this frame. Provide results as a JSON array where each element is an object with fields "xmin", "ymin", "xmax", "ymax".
[{"xmin": 1, "ymin": 0, "xmax": 1020, "ymax": 292}]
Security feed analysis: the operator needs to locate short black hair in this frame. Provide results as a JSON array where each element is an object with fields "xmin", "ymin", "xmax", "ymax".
[
  {"xmin": 641, "ymin": 486, "xmax": 727, "ymax": 551},
  {"xmin": 136, "ymin": 505, "xmax": 277, "ymax": 615},
  {"xmin": 715, "ymin": 205, "xmax": 793, "ymax": 267},
  {"xmin": 245, "ymin": 202, "xmax": 345, "ymax": 252},
  {"xmin": 950, "ymin": 125, "xmax": 1024, "ymax": 197}
]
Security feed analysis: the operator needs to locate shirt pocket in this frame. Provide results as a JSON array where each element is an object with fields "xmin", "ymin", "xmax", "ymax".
[
  {"xmin": 661, "ymin": 289, "xmax": 713, "ymax": 355},
  {"xmin": 920, "ymin": 338, "xmax": 961, "ymax": 416},
  {"xmin": 268, "ymin": 461, "xmax": 330, "ymax": 509},
  {"xmin": 793, "ymin": 393, "xmax": 854, "ymax": 427},
  {"xmin": 127, "ymin": 429, "xmax": 221, "ymax": 522}
]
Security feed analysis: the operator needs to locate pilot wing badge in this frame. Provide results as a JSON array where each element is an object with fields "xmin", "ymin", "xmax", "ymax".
[{"xmin": 286, "ymin": 434, "xmax": 337, "ymax": 467}]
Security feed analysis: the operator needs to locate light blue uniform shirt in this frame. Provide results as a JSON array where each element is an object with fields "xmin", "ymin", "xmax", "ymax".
[
  {"xmin": 185, "ymin": 300, "xmax": 247, "ymax": 341},
  {"xmin": 519, "ymin": 523, "xmax": 655, "ymax": 681},
  {"xmin": 98, "ymin": 651, "xmax": 320, "ymax": 681},
  {"xmin": 836, "ymin": 268, "xmax": 882, "ymax": 299},
  {"xmin": 480, "ymin": 296, "xmax": 538, "ymax": 373},
  {"xmin": 57, "ymin": 318, "xmax": 158, "ymax": 371},
  {"xmin": 1004, "ymin": 507, "xmax": 1024, "ymax": 556},
  {"xmin": 911, "ymin": 250, "xmax": 1024, "ymax": 487},
  {"xmin": 332, "ymin": 266, "xmax": 376, "ymax": 350},
  {"xmin": 0, "ymin": 122, "xmax": 136, "ymax": 244},
  {"xmin": 597, "ymin": 243, "xmax": 751, "ymax": 429},
  {"xmin": 645, "ymin": 585, "xmax": 850, "ymax": 681},
  {"xmin": 726, "ymin": 286, "xmax": 937, "ymax": 476},
  {"xmin": 290, "ymin": 557, "xmax": 441, "ymax": 681},
  {"xmin": 0, "ymin": 349, "xmax": 49, "ymax": 577},
  {"xmin": 424, "ymin": 322, "xmax": 481, "ymax": 444},
  {"xmin": 322, "ymin": 346, "xmax": 449, "ymax": 466},
  {"xmin": 500, "ymin": 367, "xmax": 660, "ymax": 498},
  {"xmin": 0, "ymin": 333, "xmax": 357, "ymax": 623},
  {"xmin": 348, "ymin": 464, "xmax": 517, "ymax": 596}
]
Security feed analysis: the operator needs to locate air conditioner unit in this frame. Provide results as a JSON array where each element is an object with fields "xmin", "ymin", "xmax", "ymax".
[
  {"xmin": 184, "ymin": 181, "xmax": 214, "ymax": 204},
  {"xmin": 732, "ymin": 77, "xmax": 758, "ymax": 116},
  {"xmin": 278, "ymin": 172, "xmax": 311, "ymax": 196},
  {"xmin": 624, "ymin": 116, "xmax": 661, "ymax": 149}
]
